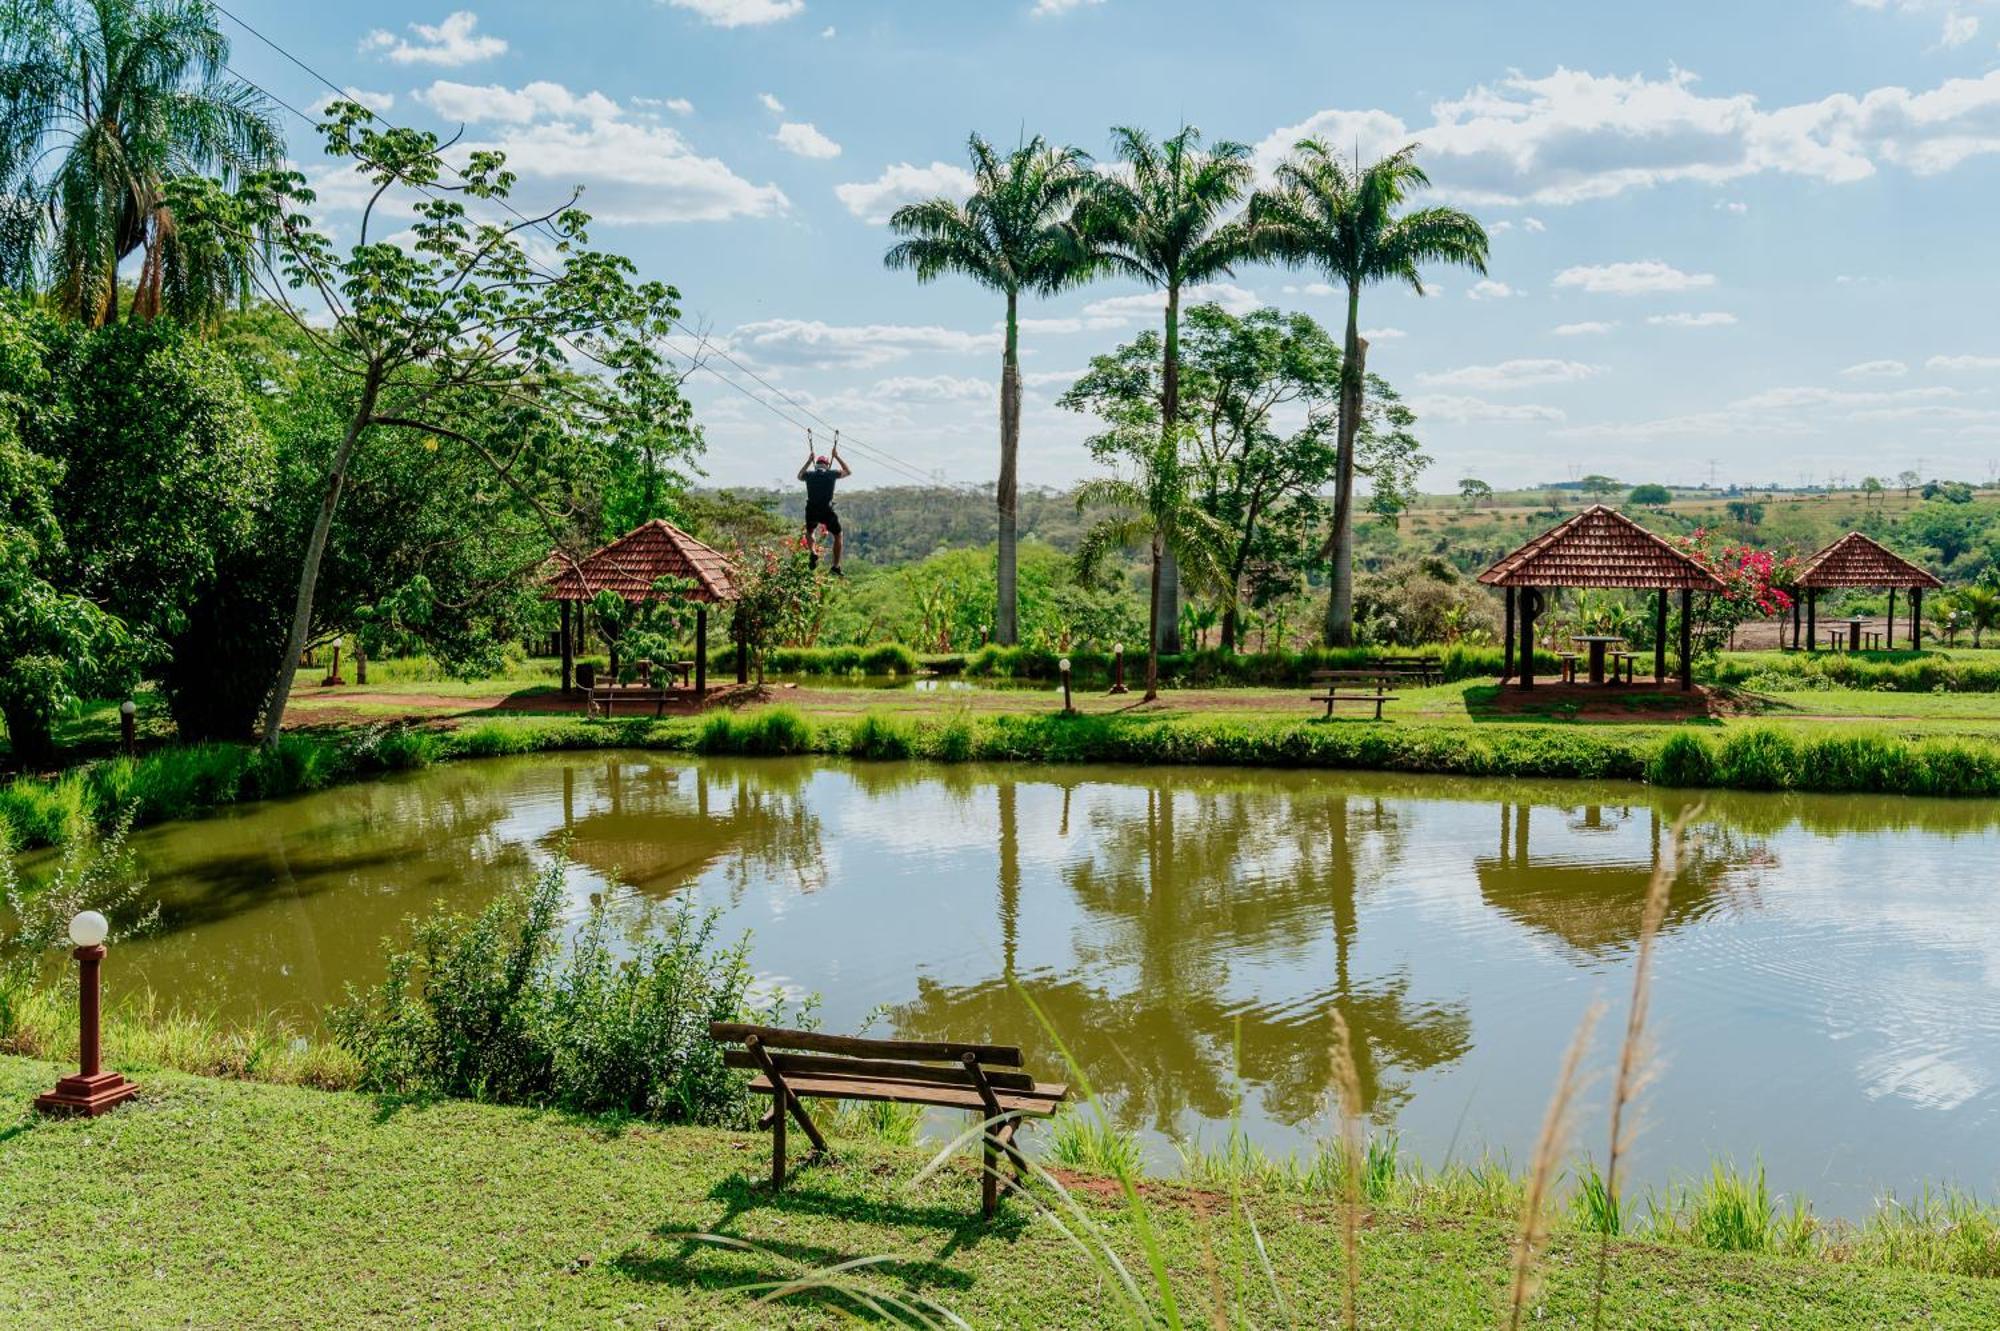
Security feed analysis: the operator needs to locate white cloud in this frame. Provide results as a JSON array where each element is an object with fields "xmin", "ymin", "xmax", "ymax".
[
  {"xmin": 1927, "ymin": 353, "xmax": 2000, "ymax": 371},
  {"xmin": 1360, "ymin": 327, "xmax": 1407, "ymax": 341},
  {"xmin": 1082, "ymin": 283, "xmax": 1262, "ymax": 321},
  {"xmin": 1717, "ymin": 199, "xmax": 1749, "ymax": 213},
  {"xmin": 633, "ymin": 95, "xmax": 695, "ymax": 115},
  {"xmin": 1032, "ymin": 0, "xmax": 1105, "ymax": 13},
  {"xmin": 727, "ymin": 319, "xmax": 1000, "ymax": 369},
  {"xmin": 1841, "ymin": 359, "xmax": 1910, "ymax": 377},
  {"xmin": 1417, "ymin": 358, "xmax": 1602, "ymax": 390},
  {"xmin": 1647, "ymin": 311, "xmax": 1738, "ymax": 327},
  {"xmin": 1409, "ymin": 395, "xmax": 1567, "ymax": 424},
  {"xmin": 406, "ymin": 79, "xmax": 786, "ymax": 223},
  {"xmin": 1555, "ymin": 260, "xmax": 1717, "ymax": 296},
  {"xmin": 1523, "ymin": 216, "xmax": 1547, "ymax": 232},
  {"xmin": 1733, "ymin": 384, "xmax": 1959, "ymax": 410},
  {"xmin": 667, "ymin": 0, "xmax": 806, "ymax": 28},
  {"xmin": 308, "ymin": 87, "xmax": 396, "ymax": 117},
  {"xmin": 774, "ymin": 121, "xmax": 841, "ymax": 159},
  {"xmin": 835, "ymin": 161, "xmax": 976, "ymax": 223},
  {"xmin": 871, "ymin": 375, "xmax": 995, "ymax": 404},
  {"xmin": 1465, "ymin": 278, "xmax": 1519, "ymax": 300},
  {"xmin": 758, "ymin": 92, "xmax": 785, "ymax": 114},
  {"xmin": 821, "ymin": 25, "xmax": 836, "ymax": 38},
  {"xmin": 1256, "ymin": 64, "xmax": 2000, "ymax": 208},
  {"xmin": 1281, "ymin": 281, "xmax": 1339, "ymax": 297},
  {"xmin": 361, "ymin": 11, "xmax": 506, "ymax": 67},
  {"xmin": 1941, "ymin": 12, "xmax": 1980, "ymax": 45},
  {"xmin": 1553, "ymin": 320, "xmax": 1617, "ymax": 336}
]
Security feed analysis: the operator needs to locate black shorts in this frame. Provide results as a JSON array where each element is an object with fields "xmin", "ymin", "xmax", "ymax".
[{"xmin": 805, "ymin": 502, "xmax": 840, "ymax": 535}]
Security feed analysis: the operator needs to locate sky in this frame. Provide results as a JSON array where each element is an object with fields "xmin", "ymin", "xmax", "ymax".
[{"xmin": 223, "ymin": 0, "xmax": 2000, "ymax": 496}]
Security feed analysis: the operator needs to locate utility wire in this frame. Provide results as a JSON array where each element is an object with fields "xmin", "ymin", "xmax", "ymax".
[{"xmin": 212, "ymin": 3, "xmax": 951, "ymax": 491}]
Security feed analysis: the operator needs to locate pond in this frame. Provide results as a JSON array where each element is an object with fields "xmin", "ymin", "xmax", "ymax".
[{"xmin": 27, "ymin": 754, "xmax": 2000, "ymax": 1213}]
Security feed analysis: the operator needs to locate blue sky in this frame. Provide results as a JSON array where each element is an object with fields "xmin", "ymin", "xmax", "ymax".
[{"xmin": 225, "ymin": 0, "xmax": 2000, "ymax": 495}]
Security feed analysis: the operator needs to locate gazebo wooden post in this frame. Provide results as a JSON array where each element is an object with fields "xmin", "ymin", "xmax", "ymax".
[
  {"xmin": 1653, "ymin": 589, "xmax": 1668, "ymax": 684},
  {"xmin": 1910, "ymin": 587, "xmax": 1923, "ymax": 649},
  {"xmin": 735, "ymin": 610, "xmax": 749, "ymax": 684},
  {"xmin": 1502, "ymin": 588, "xmax": 1515, "ymax": 682},
  {"xmin": 1678, "ymin": 588, "xmax": 1694, "ymax": 691},
  {"xmin": 1886, "ymin": 588, "xmax": 1896, "ymax": 650},
  {"xmin": 1518, "ymin": 588, "xmax": 1537, "ymax": 691},
  {"xmin": 1790, "ymin": 596, "xmax": 1801, "ymax": 651},
  {"xmin": 559, "ymin": 600, "xmax": 575, "ymax": 694},
  {"xmin": 1806, "ymin": 589, "xmax": 1818, "ymax": 652},
  {"xmin": 694, "ymin": 604, "xmax": 708, "ymax": 696}
]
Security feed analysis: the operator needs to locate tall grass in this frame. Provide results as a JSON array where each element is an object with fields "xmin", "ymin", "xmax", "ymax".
[{"xmin": 1505, "ymin": 1002, "xmax": 1600, "ymax": 1330}]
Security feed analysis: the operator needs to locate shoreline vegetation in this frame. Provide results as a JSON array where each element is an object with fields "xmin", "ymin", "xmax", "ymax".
[{"xmin": 6, "ymin": 701, "xmax": 2000, "ymax": 852}]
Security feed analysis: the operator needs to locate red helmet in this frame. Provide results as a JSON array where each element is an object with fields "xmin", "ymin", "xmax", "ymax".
[{"xmin": 815, "ymin": 455, "xmax": 831, "ymax": 466}]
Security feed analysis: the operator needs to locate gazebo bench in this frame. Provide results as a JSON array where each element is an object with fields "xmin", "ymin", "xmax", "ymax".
[
  {"xmin": 711, "ymin": 1022, "xmax": 1069, "ymax": 1218},
  {"xmin": 1308, "ymin": 671, "xmax": 1399, "ymax": 720},
  {"xmin": 1607, "ymin": 650, "xmax": 1640, "ymax": 684},
  {"xmin": 1555, "ymin": 651, "xmax": 1580, "ymax": 684}
]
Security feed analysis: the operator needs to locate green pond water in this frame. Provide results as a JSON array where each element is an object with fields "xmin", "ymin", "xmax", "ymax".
[{"xmin": 29, "ymin": 754, "xmax": 2000, "ymax": 1213}]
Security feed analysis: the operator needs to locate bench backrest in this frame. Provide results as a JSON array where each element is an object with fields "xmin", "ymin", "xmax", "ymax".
[
  {"xmin": 711, "ymin": 1022, "xmax": 1038, "ymax": 1092},
  {"xmin": 1311, "ymin": 669, "xmax": 1398, "ymax": 680}
]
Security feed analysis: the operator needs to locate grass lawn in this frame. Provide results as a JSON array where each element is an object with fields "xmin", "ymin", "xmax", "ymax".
[{"xmin": 2, "ymin": 1057, "xmax": 1996, "ymax": 1329}]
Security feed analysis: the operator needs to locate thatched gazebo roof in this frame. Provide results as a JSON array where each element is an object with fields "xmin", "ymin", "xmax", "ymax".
[
  {"xmin": 1796, "ymin": 531, "xmax": 1942, "ymax": 590},
  {"xmin": 545, "ymin": 519, "xmax": 739, "ymax": 604},
  {"xmin": 1477, "ymin": 505, "xmax": 1725, "ymax": 590}
]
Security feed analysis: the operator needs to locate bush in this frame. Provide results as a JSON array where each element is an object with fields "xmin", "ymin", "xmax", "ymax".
[
  {"xmin": 1647, "ymin": 733, "xmax": 1716, "ymax": 788},
  {"xmin": 328, "ymin": 858, "xmax": 793, "ymax": 1123},
  {"xmin": 845, "ymin": 712, "xmax": 914, "ymax": 761}
]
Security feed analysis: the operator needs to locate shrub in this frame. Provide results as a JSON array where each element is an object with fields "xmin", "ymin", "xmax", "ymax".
[
  {"xmin": 1646, "ymin": 733, "xmax": 1715, "ymax": 788},
  {"xmin": 1712, "ymin": 728, "xmax": 1801, "ymax": 790},
  {"xmin": 328, "ymin": 857, "xmax": 792, "ymax": 1124},
  {"xmin": 845, "ymin": 712, "xmax": 914, "ymax": 761}
]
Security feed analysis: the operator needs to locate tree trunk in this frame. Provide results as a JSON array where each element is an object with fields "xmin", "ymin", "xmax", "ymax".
[
  {"xmin": 1144, "ymin": 533, "xmax": 1162, "ymax": 701},
  {"xmin": 1156, "ymin": 284, "xmax": 1183, "ymax": 655},
  {"xmin": 1324, "ymin": 286, "xmax": 1366, "ymax": 646},
  {"xmin": 354, "ymin": 635, "xmax": 367, "ymax": 686},
  {"xmin": 996, "ymin": 292, "xmax": 1022, "ymax": 646},
  {"xmin": 0, "ymin": 704, "xmax": 56, "ymax": 768},
  {"xmin": 261, "ymin": 364, "xmax": 384, "ymax": 748}
]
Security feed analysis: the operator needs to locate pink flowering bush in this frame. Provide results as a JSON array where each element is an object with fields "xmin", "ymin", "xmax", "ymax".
[{"xmin": 1669, "ymin": 529, "xmax": 1798, "ymax": 659}]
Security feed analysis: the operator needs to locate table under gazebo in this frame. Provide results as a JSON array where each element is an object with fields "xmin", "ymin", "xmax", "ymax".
[
  {"xmin": 1477, "ymin": 505, "xmax": 1726, "ymax": 693},
  {"xmin": 1792, "ymin": 531, "xmax": 1940, "ymax": 652},
  {"xmin": 543, "ymin": 518, "xmax": 740, "ymax": 699}
]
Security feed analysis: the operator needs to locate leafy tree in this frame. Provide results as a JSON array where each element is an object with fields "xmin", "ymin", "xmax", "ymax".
[
  {"xmin": 1626, "ymin": 483, "xmax": 1672, "ymax": 508},
  {"xmin": 1083, "ymin": 124, "xmax": 1254, "ymax": 655},
  {"xmin": 0, "ymin": 303, "xmax": 128, "ymax": 762},
  {"xmin": 1579, "ymin": 474, "xmax": 1620, "ymax": 502},
  {"xmin": 732, "ymin": 540, "xmax": 820, "ymax": 685},
  {"xmin": 1075, "ymin": 421, "xmax": 1229, "ymax": 700},
  {"xmin": 172, "ymin": 102, "xmax": 690, "ymax": 747},
  {"xmin": 1458, "ymin": 477, "xmax": 1492, "ymax": 510},
  {"xmin": 1250, "ymin": 141, "xmax": 1488, "ymax": 646},
  {"xmin": 884, "ymin": 134, "xmax": 1095, "ymax": 648},
  {"xmin": 1899, "ymin": 468, "xmax": 1921, "ymax": 500},
  {"xmin": 1955, "ymin": 584, "xmax": 2000, "ymax": 647},
  {"xmin": 1723, "ymin": 499, "xmax": 1764, "ymax": 527},
  {"xmin": 0, "ymin": 0, "xmax": 284, "ymax": 324},
  {"xmin": 1902, "ymin": 501, "xmax": 1986, "ymax": 566},
  {"xmin": 1861, "ymin": 475, "xmax": 1883, "ymax": 504}
]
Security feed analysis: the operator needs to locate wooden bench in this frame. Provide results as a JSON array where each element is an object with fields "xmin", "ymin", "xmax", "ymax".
[
  {"xmin": 711, "ymin": 1022, "xmax": 1069, "ymax": 1218},
  {"xmin": 590, "ymin": 684, "xmax": 673, "ymax": 718},
  {"xmin": 1307, "ymin": 670, "xmax": 1399, "ymax": 721},
  {"xmin": 1368, "ymin": 656, "xmax": 1442, "ymax": 686}
]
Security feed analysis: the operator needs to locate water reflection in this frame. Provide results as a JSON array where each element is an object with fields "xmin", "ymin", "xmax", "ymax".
[{"xmin": 19, "ymin": 754, "xmax": 2000, "ymax": 1208}]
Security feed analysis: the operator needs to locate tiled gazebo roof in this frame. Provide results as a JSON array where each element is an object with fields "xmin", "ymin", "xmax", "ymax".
[
  {"xmin": 1796, "ymin": 531, "xmax": 1942, "ymax": 590},
  {"xmin": 545, "ymin": 519, "xmax": 739, "ymax": 604},
  {"xmin": 1477, "ymin": 505, "xmax": 1725, "ymax": 590}
]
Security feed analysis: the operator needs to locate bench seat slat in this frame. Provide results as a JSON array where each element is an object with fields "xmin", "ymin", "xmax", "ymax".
[
  {"xmin": 1307, "ymin": 693, "xmax": 1398, "ymax": 702},
  {"xmin": 711, "ymin": 1022, "xmax": 1023, "ymax": 1068},
  {"xmin": 747, "ymin": 1072, "xmax": 1067, "ymax": 1116},
  {"xmin": 723, "ymin": 1048, "xmax": 1040, "ymax": 1092}
]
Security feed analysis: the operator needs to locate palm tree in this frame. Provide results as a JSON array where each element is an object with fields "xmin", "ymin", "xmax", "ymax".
[
  {"xmin": 0, "ymin": 0, "xmax": 283, "ymax": 325},
  {"xmin": 1075, "ymin": 422, "xmax": 1228, "ymax": 700},
  {"xmin": 1961, "ymin": 585, "xmax": 2000, "ymax": 649},
  {"xmin": 884, "ymin": 133, "xmax": 1096, "ymax": 646},
  {"xmin": 1084, "ymin": 125, "xmax": 1255, "ymax": 655},
  {"xmin": 1251, "ymin": 141, "xmax": 1489, "ymax": 646}
]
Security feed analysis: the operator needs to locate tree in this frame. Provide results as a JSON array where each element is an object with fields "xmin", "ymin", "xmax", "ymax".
[
  {"xmin": 1903, "ymin": 502, "xmax": 1984, "ymax": 566},
  {"xmin": 1458, "ymin": 477, "xmax": 1492, "ymax": 510},
  {"xmin": 1899, "ymin": 468, "xmax": 1921, "ymax": 500},
  {"xmin": 1723, "ymin": 499, "xmax": 1765, "ymax": 527},
  {"xmin": 0, "ymin": 0, "xmax": 284, "ymax": 325},
  {"xmin": 173, "ymin": 102, "xmax": 691, "ymax": 748},
  {"xmin": 1960, "ymin": 585, "xmax": 2000, "ymax": 648},
  {"xmin": 1075, "ymin": 421, "xmax": 1229, "ymax": 700},
  {"xmin": 1861, "ymin": 475, "xmax": 1884, "ymax": 505},
  {"xmin": 1083, "ymin": 124, "xmax": 1254, "ymax": 656},
  {"xmin": 884, "ymin": 134, "xmax": 1095, "ymax": 648},
  {"xmin": 1250, "ymin": 141, "xmax": 1489, "ymax": 646},
  {"xmin": 1579, "ymin": 474, "xmax": 1620, "ymax": 502},
  {"xmin": 1626, "ymin": 483, "xmax": 1672, "ymax": 509}
]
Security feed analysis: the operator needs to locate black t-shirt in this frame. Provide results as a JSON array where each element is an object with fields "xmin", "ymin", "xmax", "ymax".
[{"xmin": 804, "ymin": 468, "xmax": 838, "ymax": 507}]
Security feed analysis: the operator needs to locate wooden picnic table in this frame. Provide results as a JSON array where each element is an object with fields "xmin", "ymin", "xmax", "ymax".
[
  {"xmin": 1570, "ymin": 635, "xmax": 1627, "ymax": 685},
  {"xmin": 1841, "ymin": 618, "xmax": 1866, "ymax": 653}
]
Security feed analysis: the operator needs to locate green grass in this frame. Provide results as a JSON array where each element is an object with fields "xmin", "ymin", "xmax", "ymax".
[{"xmin": 4, "ymin": 1056, "xmax": 1999, "ymax": 1329}]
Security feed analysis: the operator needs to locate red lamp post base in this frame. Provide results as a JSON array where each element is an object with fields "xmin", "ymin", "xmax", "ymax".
[{"xmin": 35, "ymin": 1070, "xmax": 138, "ymax": 1117}]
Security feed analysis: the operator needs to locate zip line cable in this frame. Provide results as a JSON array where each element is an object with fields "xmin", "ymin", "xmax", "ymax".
[{"xmin": 211, "ymin": 3, "xmax": 951, "ymax": 492}]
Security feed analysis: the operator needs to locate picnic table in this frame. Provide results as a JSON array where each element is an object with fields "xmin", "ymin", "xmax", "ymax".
[
  {"xmin": 1570, "ymin": 635, "xmax": 1626, "ymax": 685},
  {"xmin": 1840, "ymin": 618, "xmax": 1867, "ymax": 652}
]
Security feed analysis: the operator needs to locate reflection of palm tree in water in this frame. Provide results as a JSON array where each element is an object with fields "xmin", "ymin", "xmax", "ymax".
[{"xmin": 894, "ymin": 777, "xmax": 1470, "ymax": 1135}]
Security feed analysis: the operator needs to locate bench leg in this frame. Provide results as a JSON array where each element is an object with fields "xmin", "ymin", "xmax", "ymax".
[
  {"xmin": 981, "ymin": 1134, "xmax": 998, "ymax": 1219},
  {"xmin": 772, "ymin": 1101, "xmax": 786, "ymax": 1189}
]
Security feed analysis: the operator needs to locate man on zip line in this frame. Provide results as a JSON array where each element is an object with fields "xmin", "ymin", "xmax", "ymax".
[{"xmin": 798, "ymin": 430, "xmax": 853, "ymax": 575}]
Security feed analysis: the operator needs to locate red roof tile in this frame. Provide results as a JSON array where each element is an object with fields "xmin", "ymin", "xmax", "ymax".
[
  {"xmin": 545, "ymin": 519, "xmax": 740, "ymax": 604},
  {"xmin": 1477, "ymin": 505, "xmax": 1726, "ymax": 590},
  {"xmin": 1796, "ymin": 531, "xmax": 1942, "ymax": 590}
]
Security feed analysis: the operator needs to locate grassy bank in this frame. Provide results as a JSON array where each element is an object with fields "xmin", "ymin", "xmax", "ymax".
[
  {"xmin": 7, "ymin": 705, "xmax": 2000, "ymax": 852},
  {"xmin": 3, "ymin": 1057, "xmax": 1997, "ymax": 1329}
]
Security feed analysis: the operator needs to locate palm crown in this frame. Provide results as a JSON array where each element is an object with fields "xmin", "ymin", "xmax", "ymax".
[
  {"xmin": 0, "ymin": 0, "xmax": 285, "ymax": 324},
  {"xmin": 1085, "ymin": 125, "xmax": 1255, "ymax": 292},
  {"xmin": 883, "ymin": 134, "xmax": 1096, "ymax": 299}
]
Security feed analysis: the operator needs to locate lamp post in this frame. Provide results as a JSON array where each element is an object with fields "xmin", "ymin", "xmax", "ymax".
[
  {"xmin": 1107, "ymin": 643, "xmax": 1129, "ymax": 695},
  {"xmin": 118, "ymin": 700, "xmax": 136, "ymax": 757},
  {"xmin": 1059, "ymin": 657, "xmax": 1074, "ymax": 714},
  {"xmin": 34, "ymin": 912, "xmax": 138, "ymax": 1117}
]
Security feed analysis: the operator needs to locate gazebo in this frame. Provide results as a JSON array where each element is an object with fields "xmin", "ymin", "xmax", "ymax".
[
  {"xmin": 544, "ymin": 519, "xmax": 739, "ymax": 696},
  {"xmin": 1793, "ymin": 531, "xmax": 1941, "ymax": 652},
  {"xmin": 1477, "ymin": 505, "xmax": 1726, "ymax": 692}
]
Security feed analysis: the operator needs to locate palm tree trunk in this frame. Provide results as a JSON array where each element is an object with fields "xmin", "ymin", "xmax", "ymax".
[
  {"xmin": 262, "ymin": 363, "xmax": 383, "ymax": 748},
  {"xmin": 1324, "ymin": 283, "xmax": 1366, "ymax": 646},
  {"xmin": 996, "ymin": 291, "xmax": 1022, "ymax": 646},
  {"xmin": 1145, "ymin": 533, "xmax": 1163, "ymax": 701},
  {"xmin": 1156, "ymin": 284, "xmax": 1183, "ymax": 655}
]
